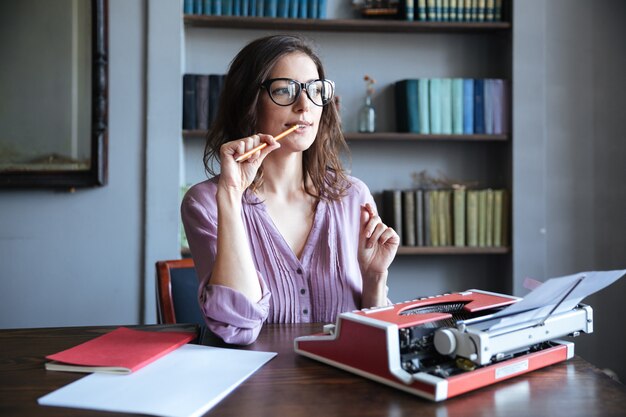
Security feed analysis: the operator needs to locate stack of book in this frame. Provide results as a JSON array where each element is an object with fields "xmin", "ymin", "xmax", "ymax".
[
  {"xmin": 182, "ymin": 73, "xmax": 226, "ymax": 131},
  {"xmin": 184, "ymin": 0, "xmax": 327, "ymax": 18},
  {"xmin": 395, "ymin": 78, "xmax": 508, "ymax": 135},
  {"xmin": 416, "ymin": 0, "xmax": 504, "ymax": 22},
  {"xmin": 381, "ymin": 187, "xmax": 508, "ymax": 247}
]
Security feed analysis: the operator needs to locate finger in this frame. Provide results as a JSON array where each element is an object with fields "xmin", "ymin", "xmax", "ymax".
[
  {"xmin": 378, "ymin": 227, "xmax": 400, "ymax": 246},
  {"xmin": 364, "ymin": 203, "xmax": 377, "ymax": 217},
  {"xmin": 363, "ymin": 212, "xmax": 382, "ymax": 239},
  {"xmin": 367, "ymin": 223, "xmax": 388, "ymax": 248}
]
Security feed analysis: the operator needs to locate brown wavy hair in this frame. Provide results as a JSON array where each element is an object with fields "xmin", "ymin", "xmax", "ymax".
[{"xmin": 203, "ymin": 34, "xmax": 351, "ymax": 201}]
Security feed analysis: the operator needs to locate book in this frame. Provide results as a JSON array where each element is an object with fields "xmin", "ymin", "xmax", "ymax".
[
  {"xmin": 208, "ymin": 74, "xmax": 224, "ymax": 128},
  {"xmin": 423, "ymin": 189, "xmax": 433, "ymax": 245},
  {"xmin": 45, "ymin": 327, "xmax": 195, "ymax": 374},
  {"xmin": 440, "ymin": 78, "xmax": 452, "ymax": 134},
  {"xmin": 466, "ymin": 189, "xmax": 478, "ymax": 246},
  {"xmin": 473, "ymin": 78, "xmax": 485, "ymax": 134},
  {"xmin": 214, "ymin": 0, "xmax": 223, "ymax": 14},
  {"xmin": 298, "ymin": 0, "xmax": 307, "ymax": 17},
  {"xmin": 453, "ymin": 185, "xmax": 466, "ymax": 246},
  {"xmin": 451, "ymin": 78, "xmax": 464, "ymax": 134},
  {"xmin": 184, "ymin": 0, "xmax": 194, "ymax": 14},
  {"xmin": 278, "ymin": 0, "xmax": 289, "ymax": 17},
  {"xmin": 266, "ymin": 0, "xmax": 278, "ymax": 17},
  {"xmin": 484, "ymin": 79, "xmax": 494, "ymax": 134},
  {"xmin": 415, "ymin": 189, "xmax": 425, "ymax": 246},
  {"xmin": 428, "ymin": 190, "xmax": 440, "ymax": 246},
  {"xmin": 429, "ymin": 78, "xmax": 442, "ymax": 134},
  {"xmin": 202, "ymin": 0, "xmax": 211, "ymax": 14},
  {"xmin": 195, "ymin": 75, "xmax": 210, "ymax": 131},
  {"xmin": 182, "ymin": 74, "xmax": 197, "ymax": 130},
  {"xmin": 485, "ymin": 188, "xmax": 494, "ymax": 246},
  {"xmin": 418, "ymin": 78, "xmax": 430, "ymax": 134},
  {"xmin": 493, "ymin": 188, "xmax": 503, "ymax": 246},
  {"xmin": 382, "ymin": 190, "xmax": 403, "ymax": 247},
  {"xmin": 462, "ymin": 78, "xmax": 474, "ymax": 134},
  {"xmin": 492, "ymin": 78, "xmax": 506, "ymax": 134},
  {"xmin": 402, "ymin": 190, "xmax": 416, "ymax": 246},
  {"xmin": 318, "ymin": 0, "xmax": 327, "ymax": 18},
  {"xmin": 417, "ymin": 0, "xmax": 427, "ymax": 20},
  {"xmin": 395, "ymin": 79, "xmax": 419, "ymax": 133},
  {"xmin": 477, "ymin": 189, "xmax": 487, "ymax": 246}
]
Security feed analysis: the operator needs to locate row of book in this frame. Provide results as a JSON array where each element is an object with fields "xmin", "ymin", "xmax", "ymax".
[
  {"xmin": 395, "ymin": 78, "xmax": 508, "ymax": 135},
  {"xmin": 182, "ymin": 73, "xmax": 226, "ymax": 131},
  {"xmin": 183, "ymin": 0, "xmax": 327, "ymax": 18},
  {"xmin": 409, "ymin": 0, "xmax": 505, "ymax": 22},
  {"xmin": 381, "ymin": 188, "xmax": 508, "ymax": 248}
]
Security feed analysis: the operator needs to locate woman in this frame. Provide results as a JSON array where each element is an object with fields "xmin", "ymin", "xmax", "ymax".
[{"xmin": 181, "ymin": 35, "xmax": 399, "ymax": 345}]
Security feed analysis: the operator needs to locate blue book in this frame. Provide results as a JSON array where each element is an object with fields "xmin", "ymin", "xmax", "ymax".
[
  {"xmin": 451, "ymin": 78, "xmax": 464, "ymax": 134},
  {"xmin": 298, "ymin": 0, "xmax": 308, "ymax": 18},
  {"xmin": 463, "ymin": 78, "xmax": 474, "ymax": 134},
  {"xmin": 248, "ymin": 0, "xmax": 256, "ymax": 15},
  {"xmin": 429, "ymin": 78, "xmax": 442, "ymax": 134},
  {"xmin": 278, "ymin": 0, "xmax": 289, "ymax": 17},
  {"xmin": 184, "ymin": 0, "xmax": 194, "ymax": 14},
  {"xmin": 395, "ymin": 80, "xmax": 419, "ymax": 133},
  {"xmin": 484, "ymin": 79, "xmax": 494, "ymax": 134},
  {"xmin": 222, "ymin": 0, "xmax": 233, "ymax": 15},
  {"xmin": 440, "ymin": 78, "xmax": 452, "ymax": 134},
  {"xmin": 317, "ymin": 0, "xmax": 327, "ymax": 18},
  {"xmin": 255, "ymin": 0, "xmax": 264, "ymax": 16},
  {"xmin": 418, "ymin": 79, "xmax": 430, "ymax": 134},
  {"xmin": 266, "ymin": 0, "xmax": 278, "ymax": 17},
  {"xmin": 233, "ymin": 0, "xmax": 241, "ymax": 15},
  {"xmin": 418, "ymin": 0, "xmax": 427, "ymax": 20},
  {"xmin": 473, "ymin": 79, "xmax": 485, "ymax": 134},
  {"xmin": 308, "ymin": 0, "xmax": 318, "ymax": 18},
  {"xmin": 202, "ymin": 0, "xmax": 211, "ymax": 14},
  {"xmin": 193, "ymin": 0, "xmax": 204, "ymax": 14},
  {"xmin": 289, "ymin": 0, "xmax": 299, "ymax": 17},
  {"xmin": 213, "ymin": 0, "xmax": 222, "ymax": 14},
  {"xmin": 492, "ymin": 79, "xmax": 506, "ymax": 134},
  {"xmin": 240, "ymin": 0, "xmax": 249, "ymax": 15}
]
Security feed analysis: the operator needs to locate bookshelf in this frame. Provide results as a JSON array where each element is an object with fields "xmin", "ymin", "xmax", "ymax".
[{"xmin": 181, "ymin": 2, "xmax": 513, "ymax": 293}]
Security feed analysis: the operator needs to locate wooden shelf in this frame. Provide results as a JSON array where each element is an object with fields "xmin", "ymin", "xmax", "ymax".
[
  {"xmin": 397, "ymin": 246, "xmax": 510, "ymax": 255},
  {"xmin": 183, "ymin": 15, "xmax": 511, "ymax": 33},
  {"xmin": 183, "ymin": 130, "xmax": 509, "ymax": 142}
]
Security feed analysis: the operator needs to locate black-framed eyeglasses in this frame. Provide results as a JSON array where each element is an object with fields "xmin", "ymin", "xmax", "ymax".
[{"xmin": 260, "ymin": 78, "xmax": 335, "ymax": 107}]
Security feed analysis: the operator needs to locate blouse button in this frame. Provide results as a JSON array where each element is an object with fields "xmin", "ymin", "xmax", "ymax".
[
  {"xmin": 303, "ymin": 309, "xmax": 308, "ymax": 315},
  {"xmin": 300, "ymin": 288, "xmax": 306, "ymax": 295},
  {"xmin": 296, "ymin": 268, "xmax": 303, "ymax": 274}
]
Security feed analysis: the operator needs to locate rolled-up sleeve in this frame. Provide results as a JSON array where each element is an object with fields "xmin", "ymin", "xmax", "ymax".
[{"xmin": 181, "ymin": 182, "xmax": 271, "ymax": 345}]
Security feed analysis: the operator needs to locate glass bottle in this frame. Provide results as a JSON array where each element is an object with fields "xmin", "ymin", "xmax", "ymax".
[{"xmin": 358, "ymin": 95, "xmax": 376, "ymax": 133}]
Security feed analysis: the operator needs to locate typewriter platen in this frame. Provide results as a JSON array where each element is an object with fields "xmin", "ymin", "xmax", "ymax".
[{"xmin": 294, "ymin": 290, "xmax": 590, "ymax": 401}]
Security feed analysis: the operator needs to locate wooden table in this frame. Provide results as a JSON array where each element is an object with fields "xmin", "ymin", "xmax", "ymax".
[{"xmin": 1, "ymin": 323, "xmax": 625, "ymax": 417}]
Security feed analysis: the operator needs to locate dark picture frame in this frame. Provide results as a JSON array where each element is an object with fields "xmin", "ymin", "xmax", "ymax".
[{"xmin": 0, "ymin": 0, "xmax": 108, "ymax": 188}]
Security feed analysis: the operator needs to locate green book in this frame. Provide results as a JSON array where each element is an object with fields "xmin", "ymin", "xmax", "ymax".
[
  {"xmin": 440, "ymin": 78, "xmax": 452, "ymax": 134},
  {"xmin": 418, "ymin": 79, "xmax": 431, "ymax": 134},
  {"xmin": 429, "ymin": 78, "xmax": 442, "ymax": 134},
  {"xmin": 438, "ymin": 190, "xmax": 448, "ymax": 246},
  {"xmin": 493, "ymin": 189, "xmax": 503, "ymax": 247},
  {"xmin": 453, "ymin": 186, "xmax": 466, "ymax": 247},
  {"xmin": 428, "ymin": 190, "xmax": 439, "ymax": 246},
  {"xmin": 485, "ymin": 188, "xmax": 494, "ymax": 247},
  {"xmin": 477, "ymin": 189, "xmax": 487, "ymax": 247},
  {"xmin": 452, "ymin": 78, "xmax": 464, "ymax": 134},
  {"xmin": 466, "ymin": 190, "xmax": 478, "ymax": 246}
]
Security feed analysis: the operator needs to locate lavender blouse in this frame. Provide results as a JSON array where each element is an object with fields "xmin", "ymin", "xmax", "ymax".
[{"xmin": 181, "ymin": 175, "xmax": 376, "ymax": 345}]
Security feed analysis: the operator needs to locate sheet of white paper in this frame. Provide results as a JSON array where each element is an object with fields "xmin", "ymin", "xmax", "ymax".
[
  {"xmin": 38, "ymin": 344, "xmax": 276, "ymax": 417},
  {"xmin": 481, "ymin": 269, "xmax": 626, "ymax": 332}
]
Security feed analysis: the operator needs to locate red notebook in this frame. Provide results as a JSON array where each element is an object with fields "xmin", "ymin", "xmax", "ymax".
[{"xmin": 45, "ymin": 327, "xmax": 196, "ymax": 374}]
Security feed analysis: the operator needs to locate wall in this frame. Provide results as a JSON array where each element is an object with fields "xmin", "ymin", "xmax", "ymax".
[
  {"xmin": 0, "ymin": 0, "xmax": 149, "ymax": 328},
  {"xmin": 514, "ymin": 0, "xmax": 626, "ymax": 380}
]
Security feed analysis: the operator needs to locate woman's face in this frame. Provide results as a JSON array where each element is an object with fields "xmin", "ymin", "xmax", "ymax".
[{"xmin": 257, "ymin": 52, "xmax": 324, "ymax": 155}]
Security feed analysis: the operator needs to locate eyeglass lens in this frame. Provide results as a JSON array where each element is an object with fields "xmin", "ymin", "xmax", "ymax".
[{"xmin": 267, "ymin": 79, "xmax": 334, "ymax": 106}]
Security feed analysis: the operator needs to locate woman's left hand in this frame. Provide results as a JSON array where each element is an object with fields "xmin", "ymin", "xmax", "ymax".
[{"xmin": 358, "ymin": 203, "xmax": 400, "ymax": 279}]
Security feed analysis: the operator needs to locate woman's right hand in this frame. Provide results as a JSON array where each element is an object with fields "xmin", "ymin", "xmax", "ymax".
[{"xmin": 218, "ymin": 134, "xmax": 280, "ymax": 194}]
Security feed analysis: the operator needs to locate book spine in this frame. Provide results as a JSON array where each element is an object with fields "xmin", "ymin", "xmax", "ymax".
[
  {"xmin": 182, "ymin": 74, "xmax": 197, "ymax": 130},
  {"xmin": 240, "ymin": 0, "xmax": 249, "ymax": 16},
  {"xmin": 193, "ymin": 0, "xmax": 204, "ymax": 14},
  {"xmin": 453, "ymin": 186, "xmax": 466, "ymax": 246},
  {"xmin": 442, "ymin": 190, "xmax": 452, "ymax": 246},
  {"xmin": 493, "ymin": 189, "xmax": 503, "ymax": 247},
  {"xmin": 428, "ymin": 190, "xmax": 439, "ymax": 246},
  {"xmin": 418, "ymin": 0, "xmax": 427, "ymax": 20},
  {"xmin": 442, "ymin": 0, "xmax": 449, "ymax": 21},
  {"xmin": 318, "ymin": 0, "xmax": 327, "ymax": 18},
  {"xmin": 473, "ymin": 78, "xmax": 485, "ymax": 134},
  {"xmin": 395, "ymin": 80, "xmax": 419, "ymax": 133},
  {"xmin": 429, "ymin": 78, "xmax": 442, "ymax": 134},
  {"xmin": 427, "ymin": 0, "xmax": 436, "ymax": 21},
  {"xmin": 464, "ymin": 0, "xmax": 472, "ymax": 21},
  {"xmin": 195, "ymin": 75, "xmax": 210, "ymax": 131},
  {"xmin": 298, "ymin": 0, "xmax": 308, "ymax": 17},
  {"xmin": 307, "ymin": 0, "xmax": 318, "ymax": 18},
  {"xmin": 208, "ymin": 74, "xmax": 224, "ymax": 128},
  {"xmin": 213, "ymin": 0, "xmax": 223, "ymax": 15},
  {"xmin": 184, "ymin": 0, "xmax": 194, "ymax": 14},
  {"xmin": 477, "ymin": 189, "xmax": 487, "ymax": 247},
  {"xmin": 492, "ymin": 78, "xmax": 504, "ymax": 134},
  {"xmin": 382, "ymin": 190, "xmax": 404, "ymax": 247},
  {"xmin": 202, "ymin": 0, "xmax": 211, "ymax": 14},
  {"xmin": 485, "ymin": 188, "xmax": 494, "ymax": 246},
  {"xmin": 449, "ymin": 0, "xmax": 457, "ymax": 21},
  {"xmin": 233, "ymin": 0, "xmax": 241, "ymax": 15},
  {"xmin": 484, "ymin": 79, "xmax": 494, "ymax": 134},
  {"xmin": 436, "ymin": 0, "xmax": 443, "ymax": 21},
  {"xmin": 403, "ymin": 190, "xmax": 417, "ymax": 246},
  {"xmin": 470, "ymin": 0, "xmax": 477, "ymax": 21},
  {"xmin": 247, "ymin": 0, "xmax": 255, "ymax": 15},
  {"xmin": 440, "ymin": 78, "xmax": 452, "ymax": 135},
  {"xmin": 485, "ymin": 0, "xmax": 494, "ymax": 21},
  {"xmin": 418, "ymin": 79, "xmax": 430, "ymax": 134},
  {"xmin": 466, "ymin": 190, "xmax": 478, "ymax": 246},
  {"xmin": 267, "ymin": 0, "xmax": 278, "ymax": 17},
  {"xmin": 495, "ymin": 0, "xmax": 502, "ymax": 21},
  {"xmin": 452, "ymin": 78, "xmax": 464, "ymax": 134},
  {"xmin": 222, "ymin": 0, "xmax": 233, "ymax": 15},
  {"xmin": 477, "ymin": 0, "xmax": 485, "ymax": 21},
  {"xmin": 463, "ymin": 78, "xmax": 474, "ymax": 134},
  {"xmin": 415, "ymin": 189, "xmax": 424, "ymax": 246},
  {"xmin": 278, "ymin": 0, "xmax": 289, "ymax": 17},
  {"xmin": 288, "ymin": 0, "xmax": 298, "ymax": 17}
]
